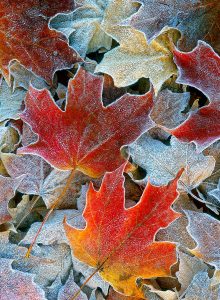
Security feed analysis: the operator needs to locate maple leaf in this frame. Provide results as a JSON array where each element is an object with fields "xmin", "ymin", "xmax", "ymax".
[
  {"xmin": 0, "ymin": 258, "xmax": 46, "ymax": 300},
  {"xmin": 96, "ymin": 26, "xmax": 179, "ymax": 92},
  {"xmin": 150, "ymin": 89, "xmax": 190, "ymax": 128},
  {"xmin": 50, "ymin": 0, "xmax": 112, "ymax": 57},
  {"xmin": 18, "ymin": 67, "xmax": 154, "ymax": 178},
  {"xmin": 13, "ymin": 244, "xmax": 72, "ymax": 299},
  {"xmin": 0, "ymin": 0, "xmax": 81, "ymax": 83},
  {"xmin": 208, "ymin": 179, "xmax": 220, "ymax": 203},
  {"xmin": 183, "ymin": 271, "xmax": 220, "ymax": 300},
  {"xmin": 185, "ymin": 210, "xmax": 220, "ymax": 270},
  {"xmin": 0, "ymin": 124, "xmax": 19, "ymax": 150},
  {"xmin": 166, "ymin": 41, "xmax": 220, "ymax": 151},
  {"xmin": 0, "ymin": 175, "xmax": 24, "ymax": 225},
  {"xmin": 93, "ymin": 0, "xmax": 180, "ymax": 92},
  {"xmin": 195, "ymin": 142, "xmax": 220, "ymax": 213},
  {"xmin": 0, "ymin": 125, "xmax": 20, "ymax": 175},
  {"xmin": 156, "ymin": 194, "xmax": 196, "ymax": 249},
  {"xmin": 177, "ymin": 251, "xmax": 208, "ymax": 294},
  {"xmin": 57, "ymin": 271, "xmax": 87, "ymax": 300},
  {"xmin": 173, "ymin": 41, "xmax": 220, "ymax": 100},
  {"xmin": 64, "ymin": 164, "xmax": 181, "ymax": 297},
  {"xmin": 129, "ymin": 133, "xmax": 215, "ymax": 189},
  {"xmin": 21, "ymin": 209, "xmax": 85, "ymax": 246},
  {"xmin": 202, "ymin": 142, "xmax": 220, "ymax": 197},
  {"xmin": 9, "ymin": 61, "xmax": 50, "ymax": 91},
  {"xmin": 170, "ymin": 101, "xmax": 220, "ymax": 152},
  {"xmin": 130, "ymin": 0, "xmax": 220, "ymax": 53},
  {"xmin": 1, "ymin": 152, "xmax": 92, "ymax": 209},
  {"xmin": 0, "ymin": 79, "xmax": 26, "ymax": 122}
]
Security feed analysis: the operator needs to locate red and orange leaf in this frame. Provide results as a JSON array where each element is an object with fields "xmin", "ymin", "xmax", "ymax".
[
  {"xmin": 18, "ymin": 67, "xmax": 154, "ymax": 178},
  {"xmin": 170, "ymin": 101, "xmax": 220, "ymax": 152},
  {"xmin": 173, "ymin": 41, "xmax": 220, "ymax": 99},
  {"xmin": 168, "ymin": 41, "xmax": 220, "ymax": 151},
  {"xmin": 64, "ymin": 164, "xmax": 182, "ymax": 297},
  {"xmin": 0, "ymin": 0, "xmax": 80, "ymax": 83}
]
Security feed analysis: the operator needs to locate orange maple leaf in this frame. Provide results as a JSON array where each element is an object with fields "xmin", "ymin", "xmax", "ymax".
[{"xmin": 64, "ymin": 164, "xmax": 182, "ymax": 298}]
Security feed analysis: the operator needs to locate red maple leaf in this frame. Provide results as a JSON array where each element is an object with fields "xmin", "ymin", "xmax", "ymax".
[
  {"xmin": 173, "ymin": 41, "xmax": 220, "ymax": 99},
  {"xmin": 18, "ymin": 67, "xmax": 154, "ymax": 178},
  {"xmin": 170, "ymin": 101, "xmax": 220, "ymax": 151},
  {"xmin": 0, "ymin": 0, "xmax": 81, "ymax": 83},
  {"xmin": 167, "ymin": 41, "xmax": 220, "ymax": 151}
]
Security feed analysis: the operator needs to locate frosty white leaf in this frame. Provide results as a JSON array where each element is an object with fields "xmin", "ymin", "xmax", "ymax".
[
  {"xmin": 50, "ymin": 0, "xmax": 112, "ymax": 57},
  {"xmin": 0, "ymin": 79, "xmax": 26, "ymax": 122},
  {"xmin": 151, "ymin": 89, "xmax": 190, "ymax": 128},
  {"xmin": 21, "ymin": 209, "xmax": 85, "ymax": 245},
  {"xmin": 177, "ymin": 251, "xmax": 208, "ymax": 293},
  {"xmin": 184, "ymin": 271, "xmax": 219, "ymax": 300},
  {"xmin": 129, "ymin": 134, "xmax": 215, "ymax": 189},
  {"xmin": 185, "ymin": 210, "xmax": 220, "ymax": 270}
]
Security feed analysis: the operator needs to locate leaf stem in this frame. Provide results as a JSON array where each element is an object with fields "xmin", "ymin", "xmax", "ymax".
[{"xmin": 25, "ymin": 169, "xmax": 76, "ymax": 257}]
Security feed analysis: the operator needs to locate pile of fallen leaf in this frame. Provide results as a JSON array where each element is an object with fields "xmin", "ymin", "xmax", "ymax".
[{"xmin": 0, "ymin": 1, "xmax": 219, "ymax": 300}]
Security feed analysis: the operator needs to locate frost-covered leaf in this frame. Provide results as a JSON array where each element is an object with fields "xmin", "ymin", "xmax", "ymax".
[
  {"xmin": 184, "ymin": 271, "xmax": 220, "ymax": 300},
  {"xmin": 96, "ymin": 27, "xmax": 179, "ymax": 92},
  {"xmin": 39, "ymin": 169, "xmax": 89, "ymax": 209},
  {"xmin": 208, "ymin": 179, "xmax": 220, "ymax": 203},
  {"xmin": 0, "ymin": 258, "xmax": 46, "ymax": 300},
  {"xmin": 73, "ymin": 257, "xmax": 109, "ymax": 295},
  {"xmin": 9, "ymin": 61, "xmax": 50, "ymax": 91},
  {"xmin": 1, "ymin": 153, "xmax": 89, "ymax": 209},
  {"xmin": 107, "ymin": 288, "xmax": 143, "ymax": 300},
  {"xmin": 0, "ymin": 79, "xmax": 26, "ymax": 122},
  {"xmin": 168, "ymin": 42, "xmax": 220, "ymax": 151},
  {"xmin": 50, "ymin": 0, "xmax": 112, "ymax": 57},
  {"xmin": 131, "ymin": 0, "xmax": 220, "ymax": 52},
  {"xmin": 143, "ymin": 285, "xmax": 176, "ymax": 300},
  {"xmin": 0, "ymin": 233, "xmax": 27, "ymax": 258},
  {"xmin": 64, "ymin": 164, "xmax": 181, "ymax": 297},
  {"xmin": 0, "ymin": 0, "xmax": 80, "ymax": 83},
  {"xmin": 0, "ymin": 175, "xmax": 24, "ymax": 225},
  {"xmin": 202, "ymin": 141, "xmax": 220, "ymax": 198},
  {"xmin": 173, "ymin": 41, "xmax": 220, "ymax": 100},
  {"xmin": 170, "ymin": 101, "xmax": 220, "ymax": 152},
  {"xmin": 185, "ymin": 210, "xmax": 220, "ymax": 270},
  {"xmin": 8, "ymin": 194, "xmax": 35, "ymax": 226},
  {"xmin": 129, "ymin": 134, "xmax": 215, "ymax": 189},
  {"xmin": 177, "ymin": 251, "xmax": 208, "ymax": 294},
  {"xmin": 156, "ymin": 194, "xmax": 196, "ymax": 249},
  {"xmin": 18, "ymin": 67, "xmax": 154, "ymax": 177},
  {"xmin": 95, "ymin": 0, "xmax": 179, "ymax": 91},
  {"xmin": 13, "ymin": 244, "xmax": 72, "ymax": 300},
  {"xmin": 21, "ymin": 209, "xmax": 85, "ymax": 245},
  {"xmin": 0, "ymin": 124, "xmax": 20, "ymax": 175},
  {"xmin": 198, "ymin": 142, "xmax": 220, "ymax": 210},
  {"xmin": 0, "ymin": 235, "xmax": 73, "ymax": 300},
  {"xmin": 150, "ymin": 89, "xmax": 190, "ymax": 128},
  {"xmin": 58, "ymin": 271, "xmax": 88, "ymax": 300}
]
